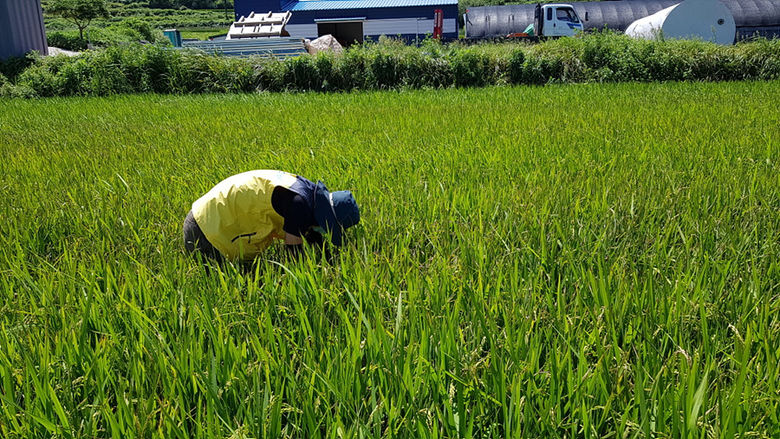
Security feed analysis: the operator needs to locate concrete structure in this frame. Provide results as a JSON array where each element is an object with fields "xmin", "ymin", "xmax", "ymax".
[
  {"xmin": 465, "ymin": 0, "xmax": 780, "ymax": 41},
  {"xmin": 234, "ymin": 0, "xmax": 458, "ymax": 44},
  {"xmin": 0, "ymin": 0, "xmax": 48, "ymax": 59},
  {"xmin": 625, "ymin": 0, "xmax": 736, "ymax": 44}
]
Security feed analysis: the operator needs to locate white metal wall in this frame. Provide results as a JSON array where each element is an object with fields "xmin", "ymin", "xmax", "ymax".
[
  {"xmin": 286, "ymin": 17, "xmax": 456, "ymax": 39},
  {"xmin": 363, "ymin": 17, "xmax": 456, "ymax": 35},
  {"xmin": 0, "ymin": 0, "xmax": 48, "ymax": 59}
]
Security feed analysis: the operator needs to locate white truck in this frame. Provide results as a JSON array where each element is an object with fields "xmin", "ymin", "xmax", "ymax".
[{"xmin": 507, "ymin": 3, "xmax": 584, "ymax": 39}]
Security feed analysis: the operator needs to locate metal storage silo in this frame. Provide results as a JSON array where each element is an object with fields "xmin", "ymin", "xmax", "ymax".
[
  {"xmin": 1, "ymin": 0, "xmax": 48, "ymax": 59},
  {"xmin": 625, "ymin": 0, "xmax": 736, "ymax": 44}
]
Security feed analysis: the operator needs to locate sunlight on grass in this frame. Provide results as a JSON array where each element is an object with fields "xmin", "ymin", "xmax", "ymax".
[{"xmin": 0, "ymin": 81, "xmax": 778, "ymax": 437}]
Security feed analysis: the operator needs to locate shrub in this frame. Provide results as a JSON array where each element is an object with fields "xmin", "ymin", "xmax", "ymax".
[
  {"xmin": 47, "ymin": 31, "xmax": 88, "ymax": 51},
  {"xmin": 15, "ymin": 66, "xmax": 54, "ymax": 97},
  {"xmin": 283, "ymin": 55, "xmax": 322, "ymax": 91},
  {"xmin": 312, "ymin": 53, "xmax": 335, "ymax": 91},
  {"xmin": 0, "ymin": 53, "xmax": 38, "ymax": 81},
  {"xmin": 141, "ymin": 44, "xmax": 179, "ymax": 93},
  {"xmin": 5, "ymin": 35, "xmax": 780, "ymax": 98},
  {"xmin": 732, "ymin": 38, "xmax": 780, "ymax": 80},
  {"xmin": 0, "ymin": 82, "xmax": 36, "ymax": 98},
  {"xmin": 521, "ymin": 54, "xmax": 564, "ymax": 85},
  {"xmin": 368, "ymin": 50, "xmax": 403, "ymax": 89},
  {"xmin": 331, "ymin": 48, "xmax": 370, "ymax": 91},
  {"xmin": 531, "ymin": 37, "xmax": 585, "ymax": 82},
  {"xmin": 508, "ymin": 49, "xmax": 525, "ymax": 84},
  {"xmin": 171, "ymin": 51, "xmax": 259, "ymax": 94},
  {"xmin": 168, "ymin": 52, "xmax": 210, "ymax": 93},
  {"xmin": 582, "ymin": 32, "xmax": 650, "ymax": 81},
  {"xmin": 86, "ymin": 48, "xmax": 134, "ymax": 95},
  {"xmin": 47, "ymin": 18, "xmax": 164, "ymax": 52},
  {"xmin": 402, "ymin": 51, "xmax": 453, "ymax": 89},
  {"xmin": 450, "ymin": 48, "xmax": 491, "ymax": 87},
  {"xmin": 113, "ymin": 17, "xmax": 163, "ymax": 43},
  {"xmin": 55, "ymin": 56, "xmax": 91, "ymax": 95},
  {"xmin": 253, "ymin": 57, "xmax": 286, "ymax": 92},
  {"xmin": 116, "ymin": 43, "xmax": 150, "ymax": 91}
]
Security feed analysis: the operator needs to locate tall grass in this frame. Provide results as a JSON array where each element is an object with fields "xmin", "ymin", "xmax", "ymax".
[
  {"xmin": 4, "ymin": 34, "xmax": 780, "ymax": 98},
  {"xmin": 1, "ymin": 81, "xmax": 779, "ymax": 437}
]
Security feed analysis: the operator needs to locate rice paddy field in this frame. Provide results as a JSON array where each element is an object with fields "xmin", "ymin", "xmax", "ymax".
[{"xmin": 1, "ymin": 81, "xmax": 779, "ymax": 438}]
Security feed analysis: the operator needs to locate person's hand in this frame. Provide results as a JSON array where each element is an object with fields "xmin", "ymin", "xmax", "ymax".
[{"xmin": 285, "ymin": 233, "xmax": 303, "ymax": 245}]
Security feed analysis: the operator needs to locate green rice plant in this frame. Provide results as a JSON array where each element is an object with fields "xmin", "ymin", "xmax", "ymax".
[{"xmin": 0, "ymin": 81, "xmax": 778, "ymax": 437}]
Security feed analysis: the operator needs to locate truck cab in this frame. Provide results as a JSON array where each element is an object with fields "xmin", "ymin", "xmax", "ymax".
[{"xmin": 534, "ymin": 3, "xmax": 583, "ymax": 37}]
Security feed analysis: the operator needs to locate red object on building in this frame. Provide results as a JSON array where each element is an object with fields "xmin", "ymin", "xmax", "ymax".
[{"xmin": 433, "ymin": 9, "xmax": 443, "ymax": 39}]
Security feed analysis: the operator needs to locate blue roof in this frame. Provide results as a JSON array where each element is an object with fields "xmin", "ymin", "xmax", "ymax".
[{"xmin": 283, "ymin": 0, "xmax": 457, "ymax": 11}]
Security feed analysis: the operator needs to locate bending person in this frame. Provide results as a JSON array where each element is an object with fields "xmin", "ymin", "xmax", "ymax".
[{"xmin": 183, "ymin": 170, "xmax": 360, "ymax": 262}]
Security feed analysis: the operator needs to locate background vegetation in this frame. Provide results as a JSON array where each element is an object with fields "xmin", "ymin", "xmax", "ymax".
[
  {"xmin": 42, "ymin": 1, "xmax": 234, "ymax": 49},
  {"xmin": 37, "ymin": 0, "xmax": 586, "ymax": 47},
  {"xmin": 2, "ymin": 34, "xmax": 779, "ymax": 97},
  {"xmin": 1, "ymin": 80, "xmax": 778, "ymax": 437}
]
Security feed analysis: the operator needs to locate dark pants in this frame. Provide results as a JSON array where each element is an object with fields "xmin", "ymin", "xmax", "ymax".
[{"xmin": 183, "ymin": 210, "xmax": 223, "ymax": 262}]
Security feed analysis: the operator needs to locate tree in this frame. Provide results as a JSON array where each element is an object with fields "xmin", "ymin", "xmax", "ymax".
[{"xmin": 48, "ymin": 0, "xmax": 110, "ymax": 41}]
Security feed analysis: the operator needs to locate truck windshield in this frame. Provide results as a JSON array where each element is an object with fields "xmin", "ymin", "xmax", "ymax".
[{"xmin": 556, "ymin": 8, "xmax": 579, "ymax": 23}]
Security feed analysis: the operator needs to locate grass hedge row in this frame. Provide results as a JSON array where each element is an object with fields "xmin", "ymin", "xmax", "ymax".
[{"xmin": 2, "ymin": 33, "xmax": 779, "ymax": 98}]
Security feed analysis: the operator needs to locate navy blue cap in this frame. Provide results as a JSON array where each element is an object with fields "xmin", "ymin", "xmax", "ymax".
[{"xmin": 313, "ymin": 181, "xmax": 360, "ymax": 246}]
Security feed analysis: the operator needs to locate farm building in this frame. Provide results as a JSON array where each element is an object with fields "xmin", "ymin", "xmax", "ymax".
[
  {"xmin": 234, "ymin": 0, "xmax": 458, "ymax": 44},
  {"xmin": 0, "ymin": 0, "xmax": 48, "ymax": 59},
  {"xmin": 465, "ymin": 0, "xmax": 780, "ymax": 41}
]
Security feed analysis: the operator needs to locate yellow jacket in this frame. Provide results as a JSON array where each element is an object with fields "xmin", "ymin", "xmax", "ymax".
[{"xmin": 192, "ymin": 170, "xmax": 299, "ymax": 260}]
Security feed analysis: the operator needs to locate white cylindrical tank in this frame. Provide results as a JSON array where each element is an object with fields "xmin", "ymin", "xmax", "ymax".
[{"xmin": 625, "ymin": 0, "xmax": 736, "ymax": 45}]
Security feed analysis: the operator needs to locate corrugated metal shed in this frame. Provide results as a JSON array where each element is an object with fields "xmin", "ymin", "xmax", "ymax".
[
  {"xmin": 284, "ymin": 0, "xmax": 457, "ymax": 11},
  {"xmin": 465, "ymin": 0, "xmax": 780, "ymax": 40},
  {"xmin": 235, "ymin": 0, "xmax": 459, "ymax": 42},
  {"xmin": 0, "ymin": 0, "xmax": 48, "ymax": 59}
]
